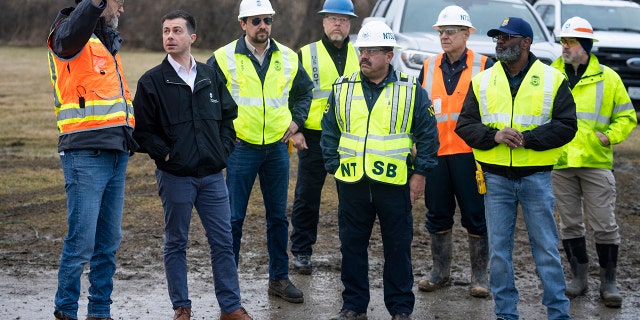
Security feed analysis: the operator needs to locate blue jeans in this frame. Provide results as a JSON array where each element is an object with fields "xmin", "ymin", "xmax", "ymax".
[
  {"xmin": 226, "ymin": 141, "xmax": 290, "ymax": 279},
  {"xmin": 55, "ymin": 150, "xmax": 128, "ymax": 319},
  {"xmin": 337, "ymin": 180, "xmax": 414, "ymax": 316},
  {"xmin": 484, "ymin": 172, "xmax": 571, "ymax": 320},
  {"xmin": 156, "ymin": 170, "xmax": 242, "ymax": 314}
]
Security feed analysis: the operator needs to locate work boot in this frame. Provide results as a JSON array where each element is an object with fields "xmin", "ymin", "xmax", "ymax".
[
  {"xmin": 54, "ymin": 311, "xmax": 74, "ymax": 320},
  {"xmin": 173, "ymin": 306, "xmax": 192, "ymax": 320},
  {"xmin": 418, "ymin": 229, "xmax": 452, "ymax": 292},
  {"xmin": 220, "ymin": 307, "xmax": 253, "ymax": 320},
  {"xmin": 562, "ymin": 237, "xmax": 589, "ymax": 298},
  {"xmin": 294, "ymin": 254, "xmax": 312, "ymax": 275},
  {"xmin": 596, "ymin": 243, "xmax": 623, "ymax": 308},
  {"xmin": 268, "ymin": 278, "xmax": 304, "ymax": 303},
  {"xmin": 329, "ymin": 309, "xmax": 368, "ymax": 320},
  {"xmin": 468, "ymin": 234, "xmax": 490, "ymax": 298}
]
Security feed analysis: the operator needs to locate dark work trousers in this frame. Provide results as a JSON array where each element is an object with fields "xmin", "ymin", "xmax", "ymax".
[
  {"xmin": 424, "ymin": 152, "xmax": 486, "ymax": 236},
  {"xmin": 337, "ymin": 179, "xmax": 414, "ymax": 315},
  {"xmin": 290, "ymin": 131, "xmax": 327, "ymax": 256}
]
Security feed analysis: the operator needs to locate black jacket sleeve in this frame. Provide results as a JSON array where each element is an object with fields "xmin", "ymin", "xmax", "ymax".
[{"xmin": 48, "ymin": 0, "xmax": 105, "ymax": 59}]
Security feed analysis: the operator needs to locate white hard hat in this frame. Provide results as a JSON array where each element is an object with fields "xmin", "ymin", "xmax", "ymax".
[
  {"xmin": 432, "ymin": 5, "xmax": 476, "ymax": 33},
  {"xmin": 557, "ymin": 16, "xmax": 599, "ymax": 41},
  {"xmin": 354, "ymin": 20, "xmax": 401, "ymax": 48},
  {"xmin": 238, "ymin": 0, "xmax": 275, "ymax": 21}
]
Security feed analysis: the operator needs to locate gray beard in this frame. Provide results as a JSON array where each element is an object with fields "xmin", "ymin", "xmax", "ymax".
[{"xmin": 496, "ymin": 44, "xmax": 521, "ymax": 64}]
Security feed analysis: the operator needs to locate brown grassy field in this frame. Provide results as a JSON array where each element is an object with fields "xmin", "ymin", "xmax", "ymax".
[{"xmin": 1, "ymin": 46, "xmax": 639, "ymax": 319}]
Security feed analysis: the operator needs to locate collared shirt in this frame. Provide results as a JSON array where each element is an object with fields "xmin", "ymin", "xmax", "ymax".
[
  {"xmin": 244, "ymin": 37, "xmax": 271, "ymax": 66},
  {"xmin": 167, "ymin": 54, "xmax": 197, "ymax": 91}
]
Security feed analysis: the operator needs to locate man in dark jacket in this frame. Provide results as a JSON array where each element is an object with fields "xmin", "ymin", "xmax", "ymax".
[
  {"xmin": 455, "ymin": 17, "xmax": 576, "ymax": 320},
  {"xmin": 132, "ymin": 10, "xmax": 251, "ymax": 320},
  {"xmin": 47, "ymin": 1, "xmax": 136, "ymax": 319}
]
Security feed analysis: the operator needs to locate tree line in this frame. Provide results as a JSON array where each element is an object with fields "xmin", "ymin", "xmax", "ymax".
[{"xmin": 2, "ymin": 0, "xmax": 375, "ymax": 52}]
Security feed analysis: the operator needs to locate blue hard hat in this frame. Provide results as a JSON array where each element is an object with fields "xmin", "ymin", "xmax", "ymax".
[{"xmin": 318, "ymin": 0, "xmax": 357, "ymax": 18}]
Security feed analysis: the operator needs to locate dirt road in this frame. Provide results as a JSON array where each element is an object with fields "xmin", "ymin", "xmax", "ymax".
[{"xmin": 1, "ymin": 152, "xmax": 639, "ymax": 320}]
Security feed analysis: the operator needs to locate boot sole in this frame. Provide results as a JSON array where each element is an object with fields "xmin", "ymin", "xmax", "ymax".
[
  {"xmin": 418, "ymin": 278, "xmax": 451, "ymax": 292},
  {"xmin": 294, "ymin": 266, "xmax": 312, "ymax": 275},
  {"xmin": 268, "ymin": 288, "xmax": 304, "ymax": 303}
]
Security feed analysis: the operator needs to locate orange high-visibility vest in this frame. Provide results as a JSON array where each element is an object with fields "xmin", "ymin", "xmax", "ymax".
[
  {"xmin": 422, "ymin": 51, "xmax": 487, "ymax": 156},
  {"xmin": 48, "ymin": 35, "xmax": 134, "ymax": 135}
]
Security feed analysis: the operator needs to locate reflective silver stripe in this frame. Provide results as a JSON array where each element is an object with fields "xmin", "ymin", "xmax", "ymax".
[
  {"xmin": 367, "ymin": 133, "xmax": 411, "ymax": 141},
  {"xmin": 483, "ymin": 112, "xmax": 511, "ymax": 124},
  {"xmin": 540, "ymin": 66, "xmax": 554, "ymax": 122},
  {"xmin": 338, "ymin": 150, "xmax": 364, "ymax": 159},
  {"xmin": 341, "ymin": 131, "xmax": 364, "ymax": 141},
  {"xmin": 233, "ymin": 96, "xmax": 265, "ymax": 107},
  {"xmin": 471, "ymin": 53, "xmax": 483, "ymax": 76},
  {"xmin": 280, "ymin": 46, "xmax": 293, "ymax": 102},
  {"xmin": 613, "ymin": 101, "xmax": 635, "ymax": 112},
  {"xmin": 57, "ymin": 101, "xmax": 129, "ymax": 120},
  {"xmin": 399, "ymin": 72, "xmax": 413, "ymax": 133},
  {"xmin": 424, "ymin": 57, "xmax": 436, "ymax": 95},
  {"xmin": 364, "ymin": 148, "xmax": 412, "ymax": 160},
  {"xmin": 435, "ymin": 114, "xmax": 448, "ymax": 122},
  {"xmin": 478, "ymin": 71, "xmax": 491, "ymax": 121},
  {"xmin": 450, "ymin": 112, "xmax": 460, "ymax": 120},
  {"xmin": 310, "ymin": 42, "xmax": 320, "ymax": 92},
  {"xmin": 225, "ymin": 44, "xmax": 240, "ymax": 97},
  {"xmin": 47, "ymin": 51, "xmax": 62, "ymax": 109},
  {"xmin": 313, "ymin": 90, "xmax": 331, "ymax": 99},
  {"xmin": 343, "ymin": 73, "xmax": 359, "ymax": 132},
  {"xmin": 334, "ymin": 76, "xmax": 345, "ymax": 130}
]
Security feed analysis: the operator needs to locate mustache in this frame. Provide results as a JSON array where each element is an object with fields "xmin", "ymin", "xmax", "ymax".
[{"xmin": 360, "ymin": 59, "xmax": 371, "ymax": 67}]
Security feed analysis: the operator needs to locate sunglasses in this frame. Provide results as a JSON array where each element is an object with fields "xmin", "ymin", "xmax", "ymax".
[
  {"xmin": 249, "ymin": 17, "xmax": 273, "ymax": 26},
  {"xmin": 492, "ymin": 34, "xmax": 523, "ymax": 42},
  {"xmin": 560, "ymin": 38, "xmax": 581, "ymax": 47},
  {"xmin": 437, "ymin": 27, "xmax": 466, "ymax": 36}
]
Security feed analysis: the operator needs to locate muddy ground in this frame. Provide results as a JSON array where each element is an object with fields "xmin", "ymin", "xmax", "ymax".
[{"xmin": 1, "ymin": 149, "xmax": 639, "ymax": 320}]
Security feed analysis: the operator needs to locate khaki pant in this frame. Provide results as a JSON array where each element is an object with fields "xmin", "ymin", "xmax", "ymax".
[{"xmin": 552, "ymin": 168, "xmax": 620, "ymax": 244}]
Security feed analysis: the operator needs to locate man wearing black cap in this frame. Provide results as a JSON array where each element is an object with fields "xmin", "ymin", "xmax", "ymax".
[
  {"xmin": 550, "ymin": 16, "xmax": 637, "ymax": 308},
  {"xmin": 455, "ymin": 17, "xmax": 577, "ymax": 320}
]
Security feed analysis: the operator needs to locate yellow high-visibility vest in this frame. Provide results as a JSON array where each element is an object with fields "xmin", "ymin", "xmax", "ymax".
[
  {"xmin": 471, "ymin": 60, "xmax": 565, "ymax": 166},
  {"xmin": 214, "ymin": 39, "xmax": 298, "ymax": 145},
  {"xmin": 299, "ymin": 40, "xmax": 359, "ymax": 130},
  {"xmin": 333, "ymin": 71, "xmax": 416, "ymax": 185}
]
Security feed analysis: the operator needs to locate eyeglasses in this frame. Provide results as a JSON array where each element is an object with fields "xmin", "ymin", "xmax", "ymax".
[
  {"xmin": 492, "ymin": 34, "xmax": 523, "ymax": 42},
  {"xmin": 249, "ymin": 17, "xmax": 273, "ymax": 26},
  {"xmin": 325, "ymin": 16, "xmax": 350, "ymax": 24},
  {"xmin": 560, "ymin": 38, "xmax": 580, "ymax": 47},
  {"xmin": 358, "ymin": 47, "xmax": 387, "ymax": 56},
  {"xmin": 437, "ymin": 27, "xmax": 466, "ymax": 36},
  {"xmin": 114, "ymin": 0, "xmax": 124, "ymax": 8}
]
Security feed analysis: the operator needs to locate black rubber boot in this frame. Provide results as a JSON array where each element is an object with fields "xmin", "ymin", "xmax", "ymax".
[
  {"xmin": 468, "ymin": 234, "xmax": 490, "ymax": 298},
  {"xmin": 562, "ymin": 237, "xmax": 589, "ymax": 298},
  {"xmin": 418, "ymin": 229, "xmax": 452, "ymax": 292},
  {"xmin": 596, "ymin": 243, "xmax": 622, "ymax": 308}
]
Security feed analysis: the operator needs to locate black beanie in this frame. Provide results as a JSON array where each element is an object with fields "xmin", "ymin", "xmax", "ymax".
[{"xmin": 577, "ymin": 38, "xmax": 593, "ymax": 54}]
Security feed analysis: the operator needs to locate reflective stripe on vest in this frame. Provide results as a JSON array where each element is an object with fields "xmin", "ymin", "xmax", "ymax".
[
  {"xmin": 422, "ymin": 51, "xmax": 486, "ymax": 155},
  {"xmin": 300, "ymin": 41, "xmax": 359, "ymax": 130},
  {"xmin": 472, "ymin": 60, "xmax": 565, "ymax": 166},
  {"xmin": 333, "ymin": 71, "xmax": 416, "ymax": 185},
  {"xmin": 214, "ymin": 39, "xmax": 297, "ymax": 144},
  {"xmin": 48, "ymin": 35, "xmax": 134, "ymax": 135}
]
